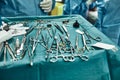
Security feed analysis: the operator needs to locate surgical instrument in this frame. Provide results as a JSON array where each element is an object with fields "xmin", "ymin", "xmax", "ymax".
[
  {"xmin": 80, "ymin": 25, "xmax": 102, "ymax": 43},
  {"xmin": 54, "ymin": 23, "xmax": 64, "ymax": 34},
  {"xmin": 4, "ymin": 43, "xmax": 7, "ymax": 65},
  {"xmin": 4, "ymin": 41, "xmax": 17, "ymax": 61},
  {"xmin": 31, "ymin": 28, "xmax": 41, "ymax": 56},
  {"xmin": 74, "ymin": 34, "xmax": 79, "ymax": 49},
  {"xmin": 51, "ymin": 28, "xmax": 56, "ymax": 38},
  {"xmin": 46, "ymin": 28, "xmax": 52, "ymax": 38},
  {"xmin": 28, "ymin": 49, "xmax": 33, "ymax": 66},
  {"xmin": 49, "ymin": 36, "xmax": 59, "ymax": 62},
  {"xmin": 84, "ymin": 31, "xmax": 101, "ymax": 44},
  {"xmin": 76, "ymin": 29, "xmax": 89, "ymax": 52},
  {"xmin": 61, "ymin": 25, "xmax": 69, "ymax": 37}
]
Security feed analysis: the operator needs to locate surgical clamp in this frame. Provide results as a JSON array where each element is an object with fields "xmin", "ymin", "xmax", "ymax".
[
  {"xmin": 49, "ymin": 36, "xmax": 59, "ymax": 62},
  {"xmin": 4, "ymin": 41, "xmax": 17, "ymax": 61},
  {"xmin": 76, "ymin": 29, "xmax": 89, "ymax": 52}
]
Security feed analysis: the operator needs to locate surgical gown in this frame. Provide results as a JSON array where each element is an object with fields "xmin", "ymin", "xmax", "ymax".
[
  {"xmin": 96, "ymin": 0, "xmax": 120, "ymax": 46},
  {"xmin": 63, "ymin": 0, "xmax": 88, "ymax": 18}
]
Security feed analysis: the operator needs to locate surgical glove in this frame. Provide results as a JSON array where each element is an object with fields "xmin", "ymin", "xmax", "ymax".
[{"xmin": 40, "ymin": 0, "xmax": 52, "ymax": 12}]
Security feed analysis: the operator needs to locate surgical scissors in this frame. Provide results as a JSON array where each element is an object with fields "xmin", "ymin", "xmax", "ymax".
[{"xmin": 84, "ymin": 31, "xmax": 101, "ymax": 44}]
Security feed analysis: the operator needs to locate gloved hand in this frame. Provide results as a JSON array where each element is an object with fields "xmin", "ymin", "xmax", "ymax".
[{"xmin": 40, "ymin": 0, "xmax": 52, "ymax": 12}]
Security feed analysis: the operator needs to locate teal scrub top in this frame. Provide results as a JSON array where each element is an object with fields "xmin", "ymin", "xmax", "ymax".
[
  {"xmin": 0, "ymin": 16, "xmax": 1, "ymax": 26},
  {"xmin": 0, "ymin": 0, "xmax": 55, "ymax": 17}
]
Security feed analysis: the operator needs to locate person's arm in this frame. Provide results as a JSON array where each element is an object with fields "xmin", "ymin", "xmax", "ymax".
[{"xmin": 40, "ymin": 0, "xmax": 56, "ymax": 12}]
